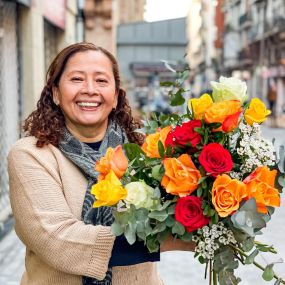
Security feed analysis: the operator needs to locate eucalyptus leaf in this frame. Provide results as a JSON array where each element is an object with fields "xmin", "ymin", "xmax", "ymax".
[
  {"xmin": 146, "ymin": 236, "xmax": 160, "ymax": 253},
  {"xmin": 152, "ymin": 222, "xmax": 167, "ymax": 235},
  {"xmin": 125, "ymin": 222, "xmax": 137, "ymax": 245},
  {"xmin": 262, "ymin": 264, "xmax": 275, "ymax": 281},
  {"xmin": 148, "ymin": 210, "xmax": 168, "ymax": 222},
  {"xmin": 111, "ymin": 221, "xmax": 124, "ymax": 236},
  {"xmin": 172, "ymin": 221, "xmax": 185, "ymax": 235},
  {"xmin": 218, "ymin": 269, "xmax": 241, "ymax": 285},
  {"xmin": 152, "ymin": 165, "xmax": 165, "ymax": 181},
  {"xmin": 165, "ymin": 215, "xmax": 175, "ymax": 227},
  {"xmin": 244, "ymin": 249, "xmax": 259, "ymax": 264}
]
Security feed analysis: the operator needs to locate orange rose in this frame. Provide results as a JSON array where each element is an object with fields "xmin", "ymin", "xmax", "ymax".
[
  {"xmin": 95, "ymin": 145, "xmax": 128, "ymax": 180},
  {"xmin": 141, "ymin": 126, "xmax": 171, "ymax": 158},
  {"xmin": 244, "ymin": 166, "xmax": 280, "ymax": 214},
  {"xmin": 204, "ymin": 100, "xmax": 242, "ymax": 132},
  {"xmin": 161, "ymin": 154, "xmax": 201, "ymax": 197},
  {"xmin": 212, "ymin": 174, "xmax": 247, "ymax": 217}
]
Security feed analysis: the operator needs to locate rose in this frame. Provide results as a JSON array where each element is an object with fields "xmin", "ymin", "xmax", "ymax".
[
  {"xmin": 141, "ymin": 126, "xmax": 171, "ymax": 158},
  {"xmin": 165, "ymin": 120, "xmax": 202, "ymax": 148},
  {"xmin": 188, "ymin": 93, "xmax": 213, "ymax": 120},
  {"xmin": 161, "ymin": 154, "xmax": 201, "ymax": 197},
  {"xmin": 204, "ymin": 100, "xmax": 242, "ymax": 132},
  {"xmin": 124, "ymin": 181, "xmax": 157, "ymax": 209},
  {"xmin": 212, "ymin": 174, "xmax": 247, "ymax": 217},
  {"xmin": 175, "ymin": 196, "xmax": 210, "ymax": 232},
  {"xmin": 244, "ymin": 166, "xmax": 280, "ymax": 214},
  {"xmin": 211, "ymin": 76, "xmax": 247, "ymax": 103},
  {"xmin": 198, "ymin": 143, "xmax": 233, "ymax": 177},
  {"xmin": 244, "ymin": 98, "xmax": 271, "ymax": 125},
  {"xmin": 95, "ymin": 145, "xmax": 128, "ymax": 180},
  {"xmin": 91, "ymin": 170, "xmax": 127, "ymax": 207}
]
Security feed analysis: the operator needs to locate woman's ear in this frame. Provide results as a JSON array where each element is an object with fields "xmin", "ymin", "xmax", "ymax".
[{"xmin": 52, "ymin": 86, "xmax": 60, "ymax": 106}]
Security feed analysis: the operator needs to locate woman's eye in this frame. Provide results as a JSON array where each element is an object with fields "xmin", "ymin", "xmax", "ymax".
[
  {"xmin": 97, "ymin": 78, "xmax": 108, "ymax": 83},
  {"xmin": 71, "ymin": 77, "xmax": 83, "ymax": 82}
]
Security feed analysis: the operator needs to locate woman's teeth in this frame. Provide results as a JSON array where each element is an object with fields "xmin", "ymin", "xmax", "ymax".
[{"xmin": 77, "ymin": 102, "xmax": 100, "ymax": 107}]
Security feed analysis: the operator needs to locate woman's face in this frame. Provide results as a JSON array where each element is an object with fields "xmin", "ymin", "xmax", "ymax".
[{"xmin": 54, "ymin": 50, "xmax": 117, "ymax": 142}]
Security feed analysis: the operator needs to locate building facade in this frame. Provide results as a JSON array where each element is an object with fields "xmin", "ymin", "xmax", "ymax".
[
  {"xmin": 0, "ymin": 0, "xmax": 83, "ymax": 232},
  {"xmin": 117, "ymin": 18, "xmax": 188, "ymax": 114},
  {"xmin": 223, "ymin": 0, "xmax": 285, "ymax": 125},
  {"xmin": 187, "ymin": 0, "xmax": 224, "ymax": 96},
  {"xmin": 84, "ymin": 0, "xmax": 145, "ymax": 54}
]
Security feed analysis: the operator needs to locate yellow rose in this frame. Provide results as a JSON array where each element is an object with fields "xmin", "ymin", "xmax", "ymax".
[
  {"xmin": 141, "ymin": 126, "xmax": 171, "ymax": 158},
  {"xmin": 212, "ymin": 174, "xmax": 247, "ymax": 217},
  {"xmin": 91, "ymin": 170, "xmax": 127, "ymax": 207},
  {"xmin": 188, "ymin": 93, "xmax": 213, "ymax": 120},
  {"xmin": 244, "ymin": 98, "xmax": 271, "ymax": 125}
]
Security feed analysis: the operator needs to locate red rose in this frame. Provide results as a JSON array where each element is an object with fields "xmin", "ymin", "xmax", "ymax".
[
  {"xmin": 198, "ymin": 143, "xmax": 233, "ymax": 177},
  {"xmin": 175, "ymin": 196, "xmax": 210, "ymax": 232},
  {"xmin": 165, "ymin": 120, "xmax": 202, "ymax": 148}
]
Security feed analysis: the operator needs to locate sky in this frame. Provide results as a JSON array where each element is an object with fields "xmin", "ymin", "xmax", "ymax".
[{"xmin": 144, "ymin": 0, "xmax": 192, "ymax": 22}]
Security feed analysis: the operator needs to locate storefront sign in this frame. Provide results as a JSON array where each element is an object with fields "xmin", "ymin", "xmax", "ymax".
[{"xmin": 43, "ymin": 0, "xmax": 66, "ymax": 30}]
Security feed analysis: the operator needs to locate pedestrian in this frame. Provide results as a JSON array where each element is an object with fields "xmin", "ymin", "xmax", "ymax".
[{"xmin": 8, "ymin": 42, "xmax": 194, "ymax": 285}]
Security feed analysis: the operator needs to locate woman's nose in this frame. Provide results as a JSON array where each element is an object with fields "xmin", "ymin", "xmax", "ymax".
[{"xmin": 84, "ymin": 79, "xmax": 98, "ymax": 95}]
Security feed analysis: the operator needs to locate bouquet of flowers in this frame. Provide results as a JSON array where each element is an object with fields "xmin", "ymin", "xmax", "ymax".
[{"xmin": 91, "ymin": 74, "xmax": 285, "ymax": 284}]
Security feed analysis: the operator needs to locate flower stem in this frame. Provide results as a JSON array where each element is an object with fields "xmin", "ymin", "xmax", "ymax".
[
  {"xmin": 230, "ymin": 244, "xmax": 285, "ymax": 284},
  {"xmin": 213, "ymin": 270, "xmax": 218, "ymax": 285},
  {"xmin": 209, "ymin": 260, "xmax": 212, "ymax": 285}
]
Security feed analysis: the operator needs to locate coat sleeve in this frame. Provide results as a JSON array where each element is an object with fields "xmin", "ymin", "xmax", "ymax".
[{"xmin": 7, "ymin": 141, "xmax": 115, "ymax": 280}]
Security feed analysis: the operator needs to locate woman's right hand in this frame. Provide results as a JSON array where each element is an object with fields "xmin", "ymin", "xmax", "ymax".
[{"xmin": 160, "ymin": 235, "xmax": 195, "ymax": 252}]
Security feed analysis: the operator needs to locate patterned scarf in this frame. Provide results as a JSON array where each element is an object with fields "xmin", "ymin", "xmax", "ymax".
[{"xmin": 59, "ymin": 120, "xmax": 128, "ymax": 285}]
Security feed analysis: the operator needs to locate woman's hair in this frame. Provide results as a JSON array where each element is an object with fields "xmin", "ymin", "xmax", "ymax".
[{"xmin": 24, "ymin": 42, "xmax": 144, "ymax": 147}]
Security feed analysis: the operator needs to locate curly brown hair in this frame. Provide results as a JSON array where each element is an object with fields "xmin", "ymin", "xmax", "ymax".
[{"xmin": 24, "ymin": 42, "xmax": 144, "ymax": 147}]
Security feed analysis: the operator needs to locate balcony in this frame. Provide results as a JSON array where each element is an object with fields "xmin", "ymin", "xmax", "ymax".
[{"xmin": 239, "ymin": 12, "xmax": 253, "ymax": 29}]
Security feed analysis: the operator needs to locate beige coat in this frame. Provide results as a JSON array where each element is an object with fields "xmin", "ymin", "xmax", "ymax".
[{"xmin": 8, "ymin": 137, "xmax": 163, "ymax": 285}]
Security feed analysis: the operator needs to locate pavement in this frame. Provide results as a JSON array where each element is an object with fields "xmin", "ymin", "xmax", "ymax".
[{"xmin": 0, "ymin": 125, "xmax": 284, "ymax": 285}]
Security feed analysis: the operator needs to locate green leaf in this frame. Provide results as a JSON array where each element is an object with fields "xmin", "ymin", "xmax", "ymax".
[
  {"xmin": 172, "ymin": 221, "xmax": 185, "ymax": 236},
  {"xmin": 180, "ymin": 231, "xmax": 193, "ymax": 242},
  {"xmin": 152, "ymin": 222, "xmax": 167, "ymax": 235},
  {"xmin": 160, "ymin": 81, "xmax": 175, "ymax": 87},
  {"xmin": 158, "ymin": 140, "xmax": 165, "ymax": 158},
  {"xmin": 146, "ymin": 236, "xmax": 160, "ymax": 253},
  {"xmin": 111, "ymin": 221, "xmax": 124, "ymax": 236},
  {"xmin": 165, "ymin": 215, "xmax": 175, "ymax": 227},
  {"xmin": 125, "ymin": 222, "xmax": 137, "ymax": 245},
  {"xmin": 166, "ymin": 204, "xmax": 176, "ymax": 215},
  {"xmin": 197, "ymin": 187, "xmax": 203, "ymax": 197},
  {"xmin": 170, "ymin": 89, "xmax": 185, "ymax": 106},
  {"xmin": 278, "ymin": 175, "xmax": 285, "ymax": 188},
  {"xmin": 245, "ymin": 249, "xmax": 259, "ymax": 264},
  {"xmin": 148, "ymin": 210, "xmax": 168, "ymax": 222},
  {"xmin": 152, "ymin": 165, "xmax": 165, "ymax": 181},
  {"xmin": 262, "ymin": 264, "xmax": 275, "ymax": 281},
  {"xmin": 123, "ymin": 143, "xmax": 144, "ymax": 161}
]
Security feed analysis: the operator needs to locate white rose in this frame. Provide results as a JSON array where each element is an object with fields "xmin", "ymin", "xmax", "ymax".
[
  {"xmin": 124, "ymin": 181, "xmax": 155, "ymax": 209},
  {"xmin": 211, "ymin": 76, "xmax": 247, "ymax": 103}
]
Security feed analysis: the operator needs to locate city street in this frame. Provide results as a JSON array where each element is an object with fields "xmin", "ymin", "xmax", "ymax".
[{"xmin": 0, "ymin": 125, "xmax": 284, "ymax": 285}]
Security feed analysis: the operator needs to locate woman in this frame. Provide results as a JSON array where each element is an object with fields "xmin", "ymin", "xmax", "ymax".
[{"xmin": 8, "ymin": 42, "xmax": 194, "ymax": 285}]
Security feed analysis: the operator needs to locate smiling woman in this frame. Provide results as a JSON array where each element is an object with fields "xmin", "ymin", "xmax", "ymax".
[{"xmin": 7, "ymin": 42, "xmax": 194, "ymax": 285}]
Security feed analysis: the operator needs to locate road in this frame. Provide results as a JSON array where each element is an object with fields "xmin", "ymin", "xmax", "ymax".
[{"xmin": 0, "ymin": 125, "xmax": 284, "ymax": 285}]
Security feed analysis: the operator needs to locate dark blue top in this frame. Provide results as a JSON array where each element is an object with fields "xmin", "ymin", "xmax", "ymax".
[{"xmin": 84, "ymin": 141, "xmax": 160, "ymax": 267}]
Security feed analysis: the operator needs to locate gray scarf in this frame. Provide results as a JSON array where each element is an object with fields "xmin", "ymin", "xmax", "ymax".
[{"xmin": 59, "ymin": 120, "xmax": 128, "ymax": 285}]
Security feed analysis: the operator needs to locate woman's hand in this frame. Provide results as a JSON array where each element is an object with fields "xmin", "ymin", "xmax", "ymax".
[{"xmin": 160, "ymin": 235, "xmax": 196, "ymax": 252}]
